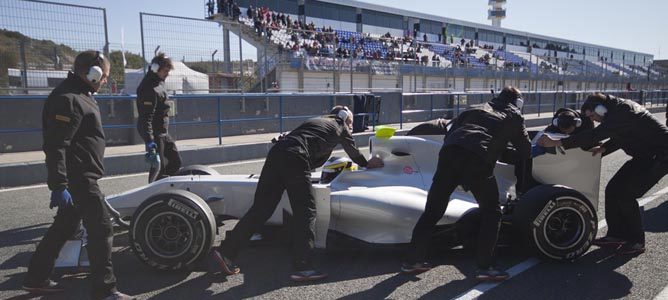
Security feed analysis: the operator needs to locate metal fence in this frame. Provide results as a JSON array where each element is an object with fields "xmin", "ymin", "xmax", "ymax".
[
  {"xmin": 0, "ymin": 0, "xmax": 108, "ymax": 95},
  {"xmin": 139, "ymin": 12, "xmax": 257, "ymax": 94},
  {"xmin": 1, "ymin": 90, "xmax": 666, "ymax": 153}
]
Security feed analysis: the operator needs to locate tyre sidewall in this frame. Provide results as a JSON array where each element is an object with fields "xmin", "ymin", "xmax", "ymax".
[
  {"xmin": 514, "ymin": 185, "xmax": 597, "ymax": 261},
  {"xmin": 130, "ymin": 191, "xmax": 215, "ymax": 270}
]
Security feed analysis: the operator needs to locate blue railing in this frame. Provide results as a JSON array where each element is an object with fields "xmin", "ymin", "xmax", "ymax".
[{"xmin": 1, "ymin": 91, "xmax": 666, "ymax": 147}]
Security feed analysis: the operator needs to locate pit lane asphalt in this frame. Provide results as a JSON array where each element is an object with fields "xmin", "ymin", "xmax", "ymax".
[{"xmin": 1, "ymin": 117, "xmax": 668, "ymax": 300}]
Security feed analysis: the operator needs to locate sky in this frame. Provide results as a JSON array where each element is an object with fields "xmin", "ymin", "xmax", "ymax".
[{"xmin": 11, "ymin": 0, "xmax": 668, "ymax": 59}]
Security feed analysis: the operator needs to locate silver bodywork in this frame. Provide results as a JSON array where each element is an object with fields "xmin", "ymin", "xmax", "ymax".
[{"xmin": 106, "ymin": 134, "xmax": 601, "ymax": 248}]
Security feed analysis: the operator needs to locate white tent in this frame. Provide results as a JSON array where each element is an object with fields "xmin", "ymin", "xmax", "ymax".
[{"xmin": 124, "ymin": 61, "xmax": 209, "ymax": 95}]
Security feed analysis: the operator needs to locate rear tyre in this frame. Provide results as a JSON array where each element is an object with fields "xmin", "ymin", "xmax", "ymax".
[
  {"xmin": 130, "ymin": 190, "xmax": 216, "ymax": 270},
  {"xmin": 175, "ymin": 165, "xmax": 219, "ymax": 176},
  {"xmin": 513, "ymin": 185, "xmax": 597, "ymax": 261}
]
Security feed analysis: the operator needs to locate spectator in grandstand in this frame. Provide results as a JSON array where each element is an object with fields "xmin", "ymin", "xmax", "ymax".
[
  {"xmin": 23, "ymin": 51, "xmax": 134, "ymax": 300},
  {"xmin": 538, "ymin": 93, "xmax": 668, "ymax": 255},
  {"xmin": 212, "ymin": 106, "xmax": 384, "ymax": 282},
  {"xmin": 206, "ymin": 0, "xmax": 214, "ymax": 17},
  {"xmin": 403, "ymin": 86, "xmax": 530, "ymax": 281},
  {"xmin": 136, "ymin": 53, "xmax": 181, "ymax": 183}
]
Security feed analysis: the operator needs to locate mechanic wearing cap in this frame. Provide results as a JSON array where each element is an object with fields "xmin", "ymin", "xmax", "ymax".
[
  {"xmin": 22, "ymin": 51, "xmax": 133, "ymax": 300},
  {"xmin": 517, "ymin": 108, "xmax": 595, "ymax": 193},
  {"xmin": 136, "ymin": 53, "xmax": 181, "ymax": 183},
  {"xmin": 212, "ymin": 106, "xmax": 384, "ymax": 282},
  {"xmin": 406, "ymin": 118, "xmax": 449, "ymax": 136},
  {"xmin": 403, "ymin": 86, "xmax": 531, "ymax": 281},
  {"xmin": 538, "ymin": 92, "xmax": 668, "ymax": 255}
]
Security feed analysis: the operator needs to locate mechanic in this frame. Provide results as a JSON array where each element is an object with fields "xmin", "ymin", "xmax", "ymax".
[
  {"xmin": 22, "ymin": 51, "xmax": 133, "ymax": 300},
  {"xmin": 136, "ymin": 53, "xmax": 182, "ymax": 183},
  {"xmin": 402, "ymin": 86, "xmax": 531, "ymax": 281},
  {"xmin": 517, "ymin": 108, "xmax": 595, "ymax": 194},
  {"xmin": 212, "ymin": 106, "xmax": 384, "ymax": 282},
  {"xmin": 406, "ymin": 118, "xmax": 449, "ymax": 136},
  {"xmin": 538, "ymin": 93, "xmax": 668, "ymax": 255}
]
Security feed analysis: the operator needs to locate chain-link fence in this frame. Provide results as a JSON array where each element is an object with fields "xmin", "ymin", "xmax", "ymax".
[
  {"xmin": 139, "ymin": 13, "xmax": 259, "ymax": 94},
  {"xmin": 0, "ymin": 0, "xmax": 108, "ymax": 95}
]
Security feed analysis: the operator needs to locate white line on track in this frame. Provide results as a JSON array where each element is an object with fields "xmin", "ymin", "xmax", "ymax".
[
  {"xmin": 453, "ymin": 187, "xmax": 668, "ymax": 300},
  {"xmin": 0, "ymin": 147, "xmax": 365, "ymax": 193},
  {"xmin": 654, "ymin": 285, "xmax": 668, "ymax": 300},
  {"xmin": 0, "ymin": 157, "xmax": 269, "ymax": 193}
]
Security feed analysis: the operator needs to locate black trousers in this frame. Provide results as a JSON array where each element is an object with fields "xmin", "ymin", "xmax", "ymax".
[
  {"xmin": 26, "ymin": 177, "xmax": 117, "ymax": 299},
  {"xmin": 408, "ymin": 146, "xmax": 502, "ymax": 269},
  {"xmin": 604, "ymin": 156, "xmax": 668, "ymax": 244},
  {"xmin": 220, "ymin": 144, "xmax": 317, "ymax": 271},
  {"xmin": 149, "ymin": 134, "xmax": 182, "ymax": 183}
]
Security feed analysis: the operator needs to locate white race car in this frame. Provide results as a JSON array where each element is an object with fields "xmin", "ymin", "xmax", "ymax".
[{"xmin": 102, "ymin": 131, "xmax": 600, "ymax": 271}]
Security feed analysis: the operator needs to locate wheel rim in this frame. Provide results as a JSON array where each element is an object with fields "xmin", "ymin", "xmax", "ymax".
[
  {"xmin": 542, "ymin": 206, "xmax": 585, "ymax": 250},
  {"xmin": 145, "ymin": 212, "xmax": 194, "ymax": 259}
]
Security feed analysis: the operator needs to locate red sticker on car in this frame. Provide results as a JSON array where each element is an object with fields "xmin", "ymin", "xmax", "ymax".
[{"xmin": 403, "ymin": 166, "xmax": 414, "ymax": 174}]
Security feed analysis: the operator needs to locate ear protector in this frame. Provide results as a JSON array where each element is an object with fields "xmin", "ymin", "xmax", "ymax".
[
  {"xmin": 552, "ymin": 108, "xmax": 582, "ymax": 128},
  {"xmin": 337, "ymin": 106, "xmax": 352, "ymax": 122},
  {"xmin": 150, "ymin": 55, "xmax": 169, "ymax": 73},
  {"xmin": 594, "ymin": 95, "xmax": 610, "ymax": 117},
  {"xmin": 86, "ymin": 51, "xmax": 104, "ymax": 83}
]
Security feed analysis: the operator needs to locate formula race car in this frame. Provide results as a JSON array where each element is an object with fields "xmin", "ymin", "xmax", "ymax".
[{"xmin": 97, "ymin": 131, "xmax": 600, "ymax": 271}]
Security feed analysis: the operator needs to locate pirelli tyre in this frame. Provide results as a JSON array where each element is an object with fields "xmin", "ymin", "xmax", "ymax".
[
  {"xmin": 130, "ymin": 190, "xmax": 216, "ymax": 270},
  {"xmin": 175, "ymin": 165, "xmax": 219, "ymax": 176},
  {"xmin": 513, "ymin": 185, "xmax": 597, "ymax": 261}
]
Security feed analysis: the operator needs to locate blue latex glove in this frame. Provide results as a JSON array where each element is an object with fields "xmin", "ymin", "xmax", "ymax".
[
  {"xmin": 531, "ymin": 145, "xmax": 547, "ymax": 158},
  {"xmin": 145, "ymin": 142, "xmax": 157, "ymax": 152},
  {"xmin": 145, "ymin": 149, "xmax": 161, "ymax": 167},
  {"xmin": 50, "ymin": 188, "xmax": 73, "ymax": 209}
]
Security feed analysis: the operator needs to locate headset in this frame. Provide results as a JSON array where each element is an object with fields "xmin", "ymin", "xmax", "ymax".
[
  {"xmin": 150, "ymin": 55, "xmax": 170, "ymax": 73},
  {"xmin": 552, "ymin": 108, "xmax": 582, "ymax": 128},
  {"xmin": 336, "ymin": 106, "xmax": 352, "ymax": 122},
  {"xmin": 86, "ymin": 51, "xmax": 104, "ymax": 83},
  {"xmin": 594, "ymin": 95, "xmax": 610, "ymax": 117}
]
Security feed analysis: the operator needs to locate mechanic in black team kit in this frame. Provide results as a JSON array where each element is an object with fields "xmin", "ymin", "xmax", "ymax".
[
  {"xmin": 517, "ymin": 108, "xmax": 596, "ymax": 193},
  {"xmin": 22, "ymin": 51, "xmax": 133, "ymax": 300},
  {"xmin": 136, "ymin": 53, "xmax": 181, "ymax": 183},
  {"xmin": 403, "ymin": 86, "xmax": 531, "ymax": 281},
  {"xmin": 212, "ymin": 106, "xmax": 384, "ymax": 282},
  {"xmin": 539, "ymin": 93, "xmax": 668, "ymax": 255},
  {"xmin": 406, "ymin": 118, "xmax": 449, "ymax": 136}
]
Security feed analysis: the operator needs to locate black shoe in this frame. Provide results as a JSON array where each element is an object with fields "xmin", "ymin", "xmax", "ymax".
[
  {"xmin": 617, "ymin": 243, "xmax": 645, "ymax": 255},
  {"xmin": 400, "ymin": 262, "xmax": 432, "ymax": 274},
  {"xmin": 22, "ymin": 279, "xmax": 65, "ymax": 294},
  {"xmin": 211, "ymin": 248, "xmax": 240, "ymax": 275},
  {"xmin": 100, "ymin": 291, "xmax": 136, "ymax": 300},
  {"xmin": 290, "ymin": 270, "xmax": 328, "ymax": 282},
  {"xmin": 475, "ymin": 267, "xmax": 509, "ymax": 282},
  {"xmin": 592, "ymin": 236, "xmax": 626, "ymax": 247}
]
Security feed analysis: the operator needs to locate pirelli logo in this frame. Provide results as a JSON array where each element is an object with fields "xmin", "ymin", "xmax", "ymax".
[
  {"xmin": 143, "ymin": 101, "xmax": 153, "ymax": 106},
  {"xmin": 55, "ymin": 115, "xmax": 71, "ymax": 123}
]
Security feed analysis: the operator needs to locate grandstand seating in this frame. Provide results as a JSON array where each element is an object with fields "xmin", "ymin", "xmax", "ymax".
[{"xmin": 235, "ymin": 7, "xmax": 654, "ymax": 79}]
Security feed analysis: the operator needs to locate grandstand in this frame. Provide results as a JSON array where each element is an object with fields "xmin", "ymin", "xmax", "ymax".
[{"xmin": 209, "ymin": 0, "xmax": 666, "ymax": 93}]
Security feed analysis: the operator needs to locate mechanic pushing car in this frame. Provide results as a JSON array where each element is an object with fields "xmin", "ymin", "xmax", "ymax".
[
  {"xmin": 517, "ymin": 108, "xmax": 596, "ymax": 194},
  {"xmin": 538, "ymin": 92, "xmax": 668, "ymax": 255},
  {"xmin": 402, "ymin": 86, "xmax": 531, "ymax": 281},
  {"xmin": 212, "ymin": 106, "xmax": 384, "ymax": 282},
  {"xmin": 22, "ymin": 51, "xmax": 134, "ymax": 300},
  {"xmin": 406, "ymin": 117, "xmax": 449, "ymax": 136},
  {"xmin": 136, "ymin": 53, "xmax": 182, "ymax": 183}
]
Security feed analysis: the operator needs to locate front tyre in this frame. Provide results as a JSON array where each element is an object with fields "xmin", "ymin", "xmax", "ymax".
[
  {"xmin": 130, "ymin": 190, "xmax": 216, "ymax": 270},
  {"xmin": 513, "ymin": 185, "xmax": 597, "ymax": 261}
]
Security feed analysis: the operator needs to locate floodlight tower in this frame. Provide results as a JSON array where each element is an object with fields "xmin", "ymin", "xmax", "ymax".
[{"xmin": 488, "ymin": 0, "xmax": 506, "ymax": 27}]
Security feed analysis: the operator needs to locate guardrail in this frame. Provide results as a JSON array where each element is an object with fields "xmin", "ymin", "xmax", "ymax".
[{"xmin": 0, "ymin": 91, "xmax": 666, "ymax": 150}]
